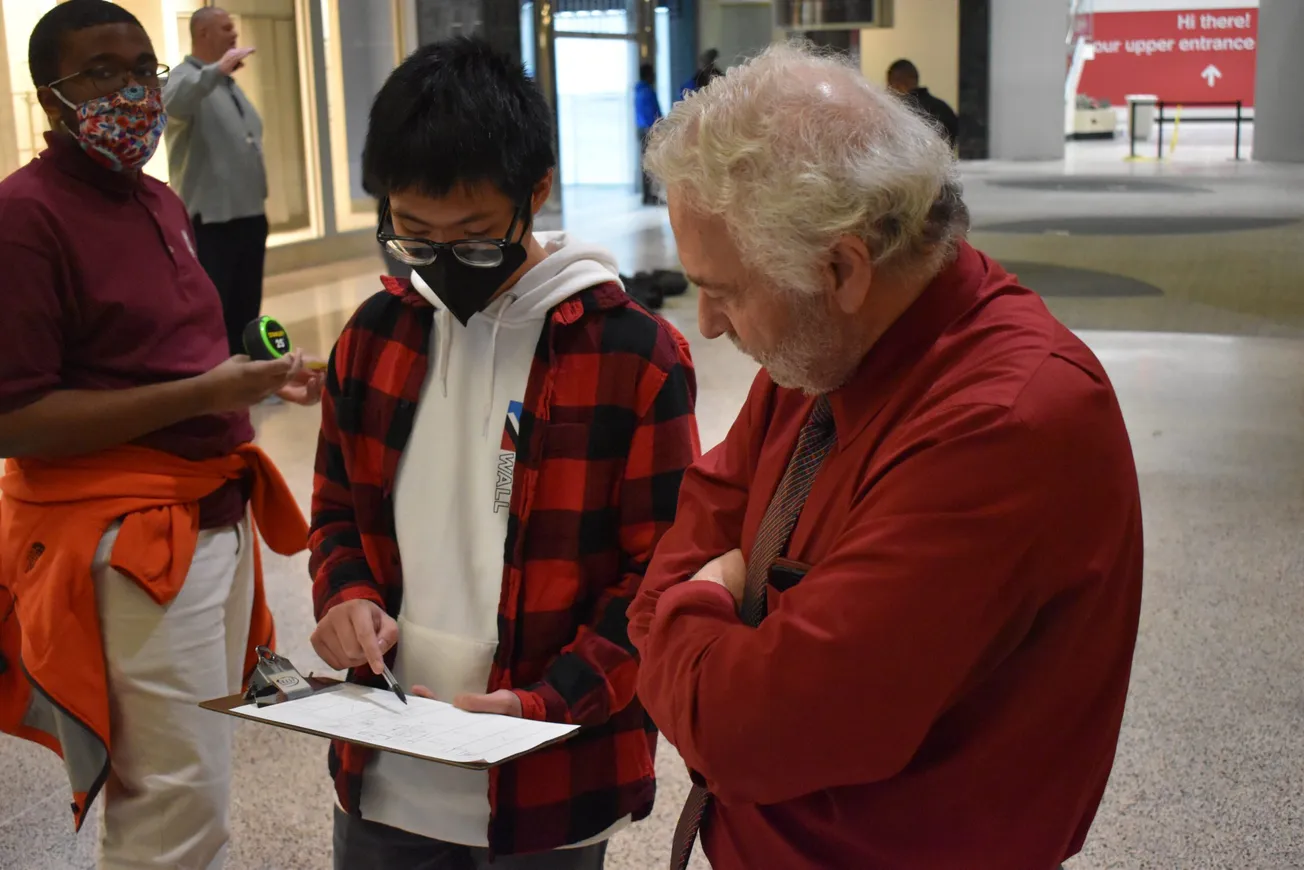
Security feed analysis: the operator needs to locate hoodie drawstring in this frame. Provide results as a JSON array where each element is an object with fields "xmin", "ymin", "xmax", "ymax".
[
  {"xmin": 482, "ymin": 296, "xmax": 514, "ymax": 437},
  {"xmin": 438, "ymin": 308, "xmax": 453, "ymax": 399}
]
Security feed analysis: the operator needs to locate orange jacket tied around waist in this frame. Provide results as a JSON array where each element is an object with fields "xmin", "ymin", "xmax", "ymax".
[{"xmin": 0, "ymin": 444, "xmax": 307, "ymax": 829}]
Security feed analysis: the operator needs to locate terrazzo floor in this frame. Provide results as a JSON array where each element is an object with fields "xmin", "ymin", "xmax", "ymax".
[{"xmin": 3, "ymin": 153, "xmax": 1303, "ymax": 870}]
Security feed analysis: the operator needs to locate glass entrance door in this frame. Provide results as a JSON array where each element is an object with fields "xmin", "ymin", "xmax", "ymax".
[{"xmin": 555, "ymin": 10, "xmax": 639, "ymax": 189}]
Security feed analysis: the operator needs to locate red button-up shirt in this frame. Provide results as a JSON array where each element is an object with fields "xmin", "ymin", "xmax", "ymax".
[
  {"xmin": 629, "ymin": 243, "xmax": 1144, "ymax": 870},
  {"xmin": 0, "ymin": 133, "xmax": 250, "ymax": 525}
]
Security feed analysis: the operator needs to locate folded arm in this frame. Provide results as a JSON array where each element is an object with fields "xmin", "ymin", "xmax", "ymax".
[
  {"xmin": 627, "ymin": 371, "xmax": 773, "ymax": 654},
  {"xmin": 514, "ymin": 346, "xmax": 701, "ymax": 726},
  {"xmin": 637, "ymin": 402, "xmax": 1092, "ymax": 805}
]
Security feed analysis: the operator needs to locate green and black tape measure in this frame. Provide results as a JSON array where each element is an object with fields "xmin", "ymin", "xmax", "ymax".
[{"xmin": 243, "ymin": 316, "xmax": 293, "ymax": 361}]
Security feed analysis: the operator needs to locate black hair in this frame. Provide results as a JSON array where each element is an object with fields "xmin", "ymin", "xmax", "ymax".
[
  {"xmin": 887, "ymin": 58, "xmax": 919, "ymax": 81},
  {"xmin": 362, "ymin": 38, "xmax": 556, "ymax": 204},
  {"xmin": 639, "ymin": 63, "xmax": 655, "ymax": 84},
  {"xmin": 28, "ymin": 0, "xmax": 144, "ymax": 88}
]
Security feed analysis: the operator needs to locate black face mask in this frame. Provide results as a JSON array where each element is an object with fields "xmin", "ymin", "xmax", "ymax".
[{"xmin": 412, "ymin": 241, "xmax": 529, "ymax": 327}]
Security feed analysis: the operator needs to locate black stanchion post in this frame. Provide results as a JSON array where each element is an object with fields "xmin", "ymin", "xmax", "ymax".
[
  {"xmin": 1157, "ymin": 101, "xmax": 1164, "ymax": 160},
  {"xmin": 1234, "ymin": 100, "xmax": 1242, "ymax": 161},
  {"xmin": 1130, "ymin": 100, "xmax": 1137, "ymax": 159}
]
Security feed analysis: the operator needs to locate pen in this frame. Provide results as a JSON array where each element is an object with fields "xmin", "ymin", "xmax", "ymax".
[{"xmin": 380, "ymin": 663, "xmax": 408, "ymax": 705}]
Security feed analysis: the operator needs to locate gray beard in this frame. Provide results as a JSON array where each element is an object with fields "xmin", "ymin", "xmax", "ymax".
[{"xmin": 731, "ymin": 293, "xmax": 864, "ymax": 396}]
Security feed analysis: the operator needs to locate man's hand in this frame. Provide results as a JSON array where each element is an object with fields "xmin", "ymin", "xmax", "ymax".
[
  {"xmin": 691, "ymin": 549, "xmax": 746, "ymax": 607},
  {"xmin": 218, "ymin": 46, "xmax": 255, "ymax": 76},
  {"xmin": 277, "ymin": 353, "xmax": 325, "ymax": 406},
  {"xmin": 195, "ymin": 353, "xmax": 300, "ymax": 413},
  {"xmin": 310, "ymin": 599, "xmax": 399, "ymax": 675},
  {"xmin": 410, "ymin": 686, "xmax": 524, "ymax": 718}
]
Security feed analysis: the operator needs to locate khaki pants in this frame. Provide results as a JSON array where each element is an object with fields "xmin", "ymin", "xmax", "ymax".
[{"xmin": 92, "ymin": 516, "xmax": 254, "ymax": 870}]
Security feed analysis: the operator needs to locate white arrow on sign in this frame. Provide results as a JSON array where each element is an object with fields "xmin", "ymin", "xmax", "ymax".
[{"xmin": 1201, "ymin": 64, "xmax": 1222, "ymax": 87}]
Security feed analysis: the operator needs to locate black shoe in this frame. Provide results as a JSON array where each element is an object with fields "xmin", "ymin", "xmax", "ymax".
[
  {"xmin": 650, "ymin": 269, "xmax": 688, "ymax": 297},
  {"xmin": 621, "ymin": 273, "xmax": 665, "ymax": 310}
]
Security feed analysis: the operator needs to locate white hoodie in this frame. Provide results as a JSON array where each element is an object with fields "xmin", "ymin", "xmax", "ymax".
[{"xmin": 360, "ymin": 232, "xmax": 630, "ymax": 847}]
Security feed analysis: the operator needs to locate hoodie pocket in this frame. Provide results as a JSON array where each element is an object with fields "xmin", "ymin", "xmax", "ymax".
[{"xmin": 394, "ymin": 618, "xmax": 499, "ymax": 701}]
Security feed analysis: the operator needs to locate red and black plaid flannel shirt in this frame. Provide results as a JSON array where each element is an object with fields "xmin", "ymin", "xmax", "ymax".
[{"xmin": 309, "ymin": 275, "xmax": 699, "ymax": 854}]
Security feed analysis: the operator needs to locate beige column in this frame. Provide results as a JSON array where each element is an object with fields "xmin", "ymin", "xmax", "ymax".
[{"xmin": 0, "ymin": 1, "xmax": 22, "ymax": 177}]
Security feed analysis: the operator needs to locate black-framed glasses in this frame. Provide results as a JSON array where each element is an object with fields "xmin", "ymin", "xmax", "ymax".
[
  {"xmin": 47, "ymin": 63, "xmax": 171, "ymax": 97},
  {"xmin": 377, "ymin": 199, "xmax": 529, "ymax": 269}
]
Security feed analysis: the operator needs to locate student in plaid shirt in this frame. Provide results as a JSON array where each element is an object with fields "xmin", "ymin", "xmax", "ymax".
[{"xmin": 306, "ymin": 38, "xmax": 699, "ymax": 869}]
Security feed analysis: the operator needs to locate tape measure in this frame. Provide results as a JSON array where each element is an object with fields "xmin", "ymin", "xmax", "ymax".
[{"xmin": 243, "ymin": 316, "xmax": 293, "ymax": 361}]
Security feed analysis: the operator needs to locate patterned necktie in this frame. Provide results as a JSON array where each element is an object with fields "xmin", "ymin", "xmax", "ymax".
[{"xmin": 668, "ymin": 397, "xmax": 838, "ymax": 870}]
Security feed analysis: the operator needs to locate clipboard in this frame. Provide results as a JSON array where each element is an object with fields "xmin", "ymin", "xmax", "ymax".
[
  {"xmin": 201, "ymin": 648, "xmax": 579, "ymax": 772},
  {"xmin": 201, "ymin": 680, "xmax": 580, "ymax": 771}
]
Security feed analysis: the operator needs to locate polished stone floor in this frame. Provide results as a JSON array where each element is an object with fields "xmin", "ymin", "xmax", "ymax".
[{"xmin": 3, "ymin": 154, "xmax": 1303, "ymax": 869}]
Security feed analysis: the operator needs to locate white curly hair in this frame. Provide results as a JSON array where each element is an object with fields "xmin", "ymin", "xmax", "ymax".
[{"xmin": 644, "ymin": 41, "xmax": 969, "ymax": 294}]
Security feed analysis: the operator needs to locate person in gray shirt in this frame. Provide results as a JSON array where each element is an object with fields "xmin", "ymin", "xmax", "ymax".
[{"xmin": 164, "ymin": 7, "xmax": 268, "ymax": 355}]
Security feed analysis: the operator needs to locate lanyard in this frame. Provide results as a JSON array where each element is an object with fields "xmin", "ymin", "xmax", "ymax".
[{"xmin": 186, "ymin": 56, "xmax": 247, "ymax": 119}]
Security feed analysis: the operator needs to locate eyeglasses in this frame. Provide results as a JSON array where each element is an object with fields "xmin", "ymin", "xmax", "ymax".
[
  {"xmin": 377, "ymin": 199, "xmax": 528, "ymax": 269},
  {"xmin": 47, "ymin": 63, "xmax": 171, "ymax": 98}
]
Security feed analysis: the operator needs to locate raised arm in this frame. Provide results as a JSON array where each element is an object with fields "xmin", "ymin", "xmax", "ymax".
[{"xmin": 162, "ymin": 49, "xmax": 252, "ymax": 119}]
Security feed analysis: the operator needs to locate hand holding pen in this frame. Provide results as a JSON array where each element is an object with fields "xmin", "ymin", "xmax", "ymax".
[{"xmin": 310, "ymin": 599, "xmax": 405, "ymax": 704}]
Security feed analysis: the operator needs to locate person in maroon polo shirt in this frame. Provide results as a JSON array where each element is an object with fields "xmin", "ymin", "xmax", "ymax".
[
  {"xmin": 628, "ymin": 43, "xmax": 1143, "ymax": 870},
  {"xmin": 0, "ymin": 2, "xmax": 320, "ymax": 867}
]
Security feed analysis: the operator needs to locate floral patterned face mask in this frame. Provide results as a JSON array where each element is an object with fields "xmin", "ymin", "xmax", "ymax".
[{"xmin": 52, "ymin": 83, "xmax": 167, "ymax": 173}]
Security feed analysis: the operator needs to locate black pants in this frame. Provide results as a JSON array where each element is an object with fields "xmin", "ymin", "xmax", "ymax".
[
  {"xmin": 332, "ymin": 808, "xmax": 608, "ymax": 870},
  {"xmin": 638, "ymin": 128, "xmax": 657, "ymax": 205},
  {"xmin": 193, "ymin": 213, "xmax": 270, "ymax": 356}
]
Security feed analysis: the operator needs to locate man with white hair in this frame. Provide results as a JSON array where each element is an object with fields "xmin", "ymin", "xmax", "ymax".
[{"xmin": 628, "ymin": 43, "xmax": 1143, "ymax": 870}]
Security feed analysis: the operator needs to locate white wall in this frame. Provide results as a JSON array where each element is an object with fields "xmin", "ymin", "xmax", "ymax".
[
  {"xmin": 990, "ymin": 0, "xmax": 1070, "ymax": 160},
  {"xmin": 1252, "ymin": 0, "xmax": 1304, "ymax": 162},
  {"xmin": 700, "ymin": 0, "xmax": 771, "ymax": 70}
]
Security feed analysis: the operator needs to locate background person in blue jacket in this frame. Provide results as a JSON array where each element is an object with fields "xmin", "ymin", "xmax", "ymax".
[{"xmin": 635, "ymin": 63, "xmax": 662, "ymax": 205}]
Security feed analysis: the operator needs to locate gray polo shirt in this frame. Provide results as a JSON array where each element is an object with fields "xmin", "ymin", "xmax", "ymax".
[{"xmin": 163, "ymin": 56, "xmax": 267, "ymax": 224}]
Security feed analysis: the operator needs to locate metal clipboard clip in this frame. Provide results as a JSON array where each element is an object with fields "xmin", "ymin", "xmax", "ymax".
[{"xmin": 244, "ymin": 646, "xmax": 315, "ymax": 707}]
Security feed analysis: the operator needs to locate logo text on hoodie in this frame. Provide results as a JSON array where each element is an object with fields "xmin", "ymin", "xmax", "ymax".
[{"xmin": 495, "ymin": 401, "xmax": 524, "ymax": 513}]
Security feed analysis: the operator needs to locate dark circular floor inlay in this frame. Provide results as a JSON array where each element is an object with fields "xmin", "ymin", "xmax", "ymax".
[
  {"xmin": 1000, "ymin": 262, "xmax": 1164, "ymax": 298},
  {"xmin": 989, "ymin": 177, "xmax": 1210, "ymax": 194},
  {"xmin": 976, "ymin": 216, "xmax": 1299, "ymax": 236}
]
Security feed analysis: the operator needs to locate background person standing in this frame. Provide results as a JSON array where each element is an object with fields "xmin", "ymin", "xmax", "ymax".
[
  {"xmin": 164, "ymin": 6, "xmax": 267, "ymax": 355},
  {"xmin": 678, "ymin": 48, "xmax": 723, "ymax": 101},
  {"xmin": 887, "ymin": 58, "xmax": 959, "ymax": 149},
  {"xmin": 635, "ymin": 63, "xmax": 662, "ymax": 205}
]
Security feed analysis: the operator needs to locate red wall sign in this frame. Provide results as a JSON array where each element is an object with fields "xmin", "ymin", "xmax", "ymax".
[{"xmin": 1077, "ymin": 8, "xmax": 1257, "ymax": 107}]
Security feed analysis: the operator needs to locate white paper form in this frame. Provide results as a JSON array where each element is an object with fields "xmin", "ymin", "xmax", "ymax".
[{"xmin": 231, "ymin": 683, "xmax": 579, "ymax": 767}]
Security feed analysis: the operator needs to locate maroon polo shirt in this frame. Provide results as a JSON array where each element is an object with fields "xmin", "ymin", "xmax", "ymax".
[
  {"xmin": 630, "ymin": 243, "xmax": 1144, "ymax": 869},
  {"xmin": 0, "ymin": 132, "xmax": 252, "ymax": 527}
]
